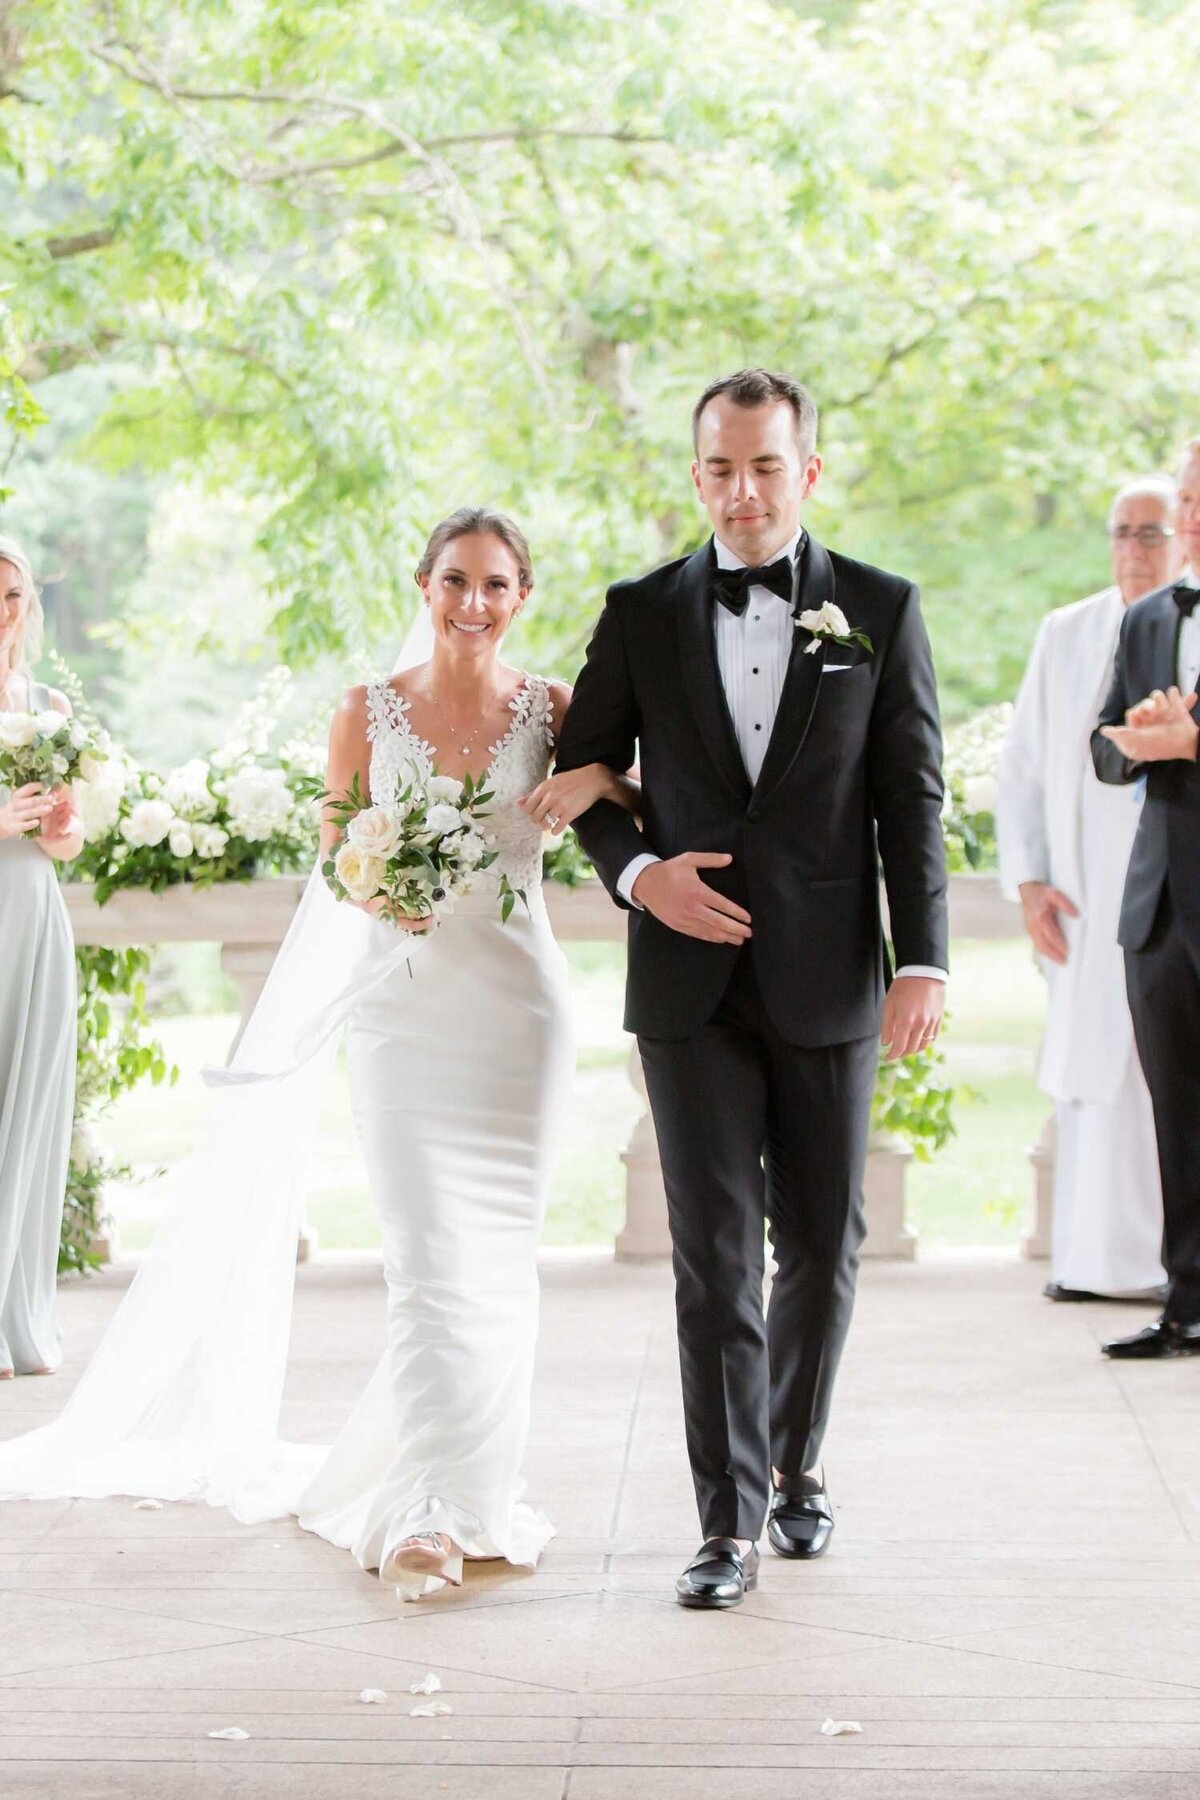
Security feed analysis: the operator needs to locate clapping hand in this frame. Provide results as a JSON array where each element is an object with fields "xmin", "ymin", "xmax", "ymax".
[{"xmin": 1100, "ymin": 686, "xmax": 1199, "ymax": 764}]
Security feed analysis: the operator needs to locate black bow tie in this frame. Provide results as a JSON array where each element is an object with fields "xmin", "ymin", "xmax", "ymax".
[
  {"xmin": 711, "ymin": 557, "xmax": 794, "ymax": 617},
  {"xmin": 1173, "ymin": 583, "xmax": 1199, "ymax": 618}
]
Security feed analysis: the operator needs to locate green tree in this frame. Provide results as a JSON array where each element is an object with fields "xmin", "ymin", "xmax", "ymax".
[{"xmin": 2, "ymin": 0, "xmax": 1198, "ymax": 709}]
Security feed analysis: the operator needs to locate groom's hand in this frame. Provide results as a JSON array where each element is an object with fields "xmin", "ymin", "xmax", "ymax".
[
  {"xmin": 631, "ymin": 853, "xmax": 752, "ymax": 945},
  {"xmin": 880, "ymin": 976, "xmax": 945, "ymax": 1062}
]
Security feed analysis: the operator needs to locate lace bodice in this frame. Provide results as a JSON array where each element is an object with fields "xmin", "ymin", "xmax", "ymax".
[{"xmin": 365, "ymin": 674, "xmax": 556, "ymax": 897}]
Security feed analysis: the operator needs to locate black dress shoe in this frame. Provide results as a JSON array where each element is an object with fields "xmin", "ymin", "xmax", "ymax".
[
  {"xmin": 767, "ymin": 1474, "xmax": 834, "ymax": 1559},
  {"xmin": 1045, "ymin": 1281, "xmax": 1168, "ymax": 1305},
  {"xmin": 1102, "ymin": 1317, "xmax": 1200, "ymax": 1359},
  {"xmin": 675, "ymin": 1538, "xmax": 759, "ymax": 1609},
  {"xmin": 1044, "ymin": 1282, "xmax": 1105, "ymax": 1302}
]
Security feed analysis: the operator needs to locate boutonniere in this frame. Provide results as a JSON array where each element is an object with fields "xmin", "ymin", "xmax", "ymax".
[{"xmin": 794, "ymin": 602, "xmax": 873, "ymax": 657}]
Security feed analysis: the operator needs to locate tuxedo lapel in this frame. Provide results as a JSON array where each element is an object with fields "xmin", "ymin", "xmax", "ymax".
[
  {"xmin": 675, "ymin": 542, "xmax": 752, "ymax": 804},
  {"xmin": 1146, "ymin": 589, "xmax": 1183, "ymax": 690},
  {"xmin": 750, "ymin": 536, "xmax": 831, "ymax": 805}
]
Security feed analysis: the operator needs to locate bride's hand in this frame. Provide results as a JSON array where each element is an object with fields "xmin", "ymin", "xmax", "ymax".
[
  {"xmin": 520, "ymin": 764, "xmax": 621, "ymax": 833},
  {"xmin": 359, "ymin": 895, "xmax": 434, "ymax": 931}
]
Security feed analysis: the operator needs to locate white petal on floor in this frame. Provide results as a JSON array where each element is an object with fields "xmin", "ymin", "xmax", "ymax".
[
  {"xmin": 206, "ymin": 1726, "xmax": 250, "ymax": 1740},
  {"xmin": 410, "ymin": 1700, "xmax": 452, "ymax": 1718},
  {"xmin": 409, "ymin": 1671, "xmax": 443, "ymax": 1695},
  {"xmin": 132, "ymin": 1499, "xmax": 163, "ymax": 1511},
  {"xmin": 359, "ymin": 1688, "xmax": 387, "ymax": 1704},
  {"xmin": 819, "ymin": 1718, "xmax": 863, "ymax": 1737}
]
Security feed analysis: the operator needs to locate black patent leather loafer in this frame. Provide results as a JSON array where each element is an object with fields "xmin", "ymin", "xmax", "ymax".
[
  {"xmin": 675, "ymin": 1538, "xmax": 760, "ymax": 1609},
  {"xmin": 1102, "ymin": 1317, "xmax": 1200, "ymax": 1359},
  {"xmin": 767, "ymin": 1475, "xmax": 835, "ymax": 1559}
]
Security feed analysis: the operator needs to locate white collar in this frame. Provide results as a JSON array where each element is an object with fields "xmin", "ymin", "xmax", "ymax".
[
  {"xmin": 1180, "ymin": 566, "xmax": 1200, "ymax": 591},
  {"xmin": 713, "ymin": 528, "xmax": 804, "ymax": 572}
]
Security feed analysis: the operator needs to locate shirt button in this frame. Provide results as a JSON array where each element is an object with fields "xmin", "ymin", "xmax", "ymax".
[
  {"xmin": 754, "ymin": 723, "xmax": 762, "ymax": 731},
  {"xmin": 753, "ymin": 614, "xmax": 760, "ymax": 622},
  {"xmin": 752, "ymin": 667, "xmax": 759, "ymax": 674}
]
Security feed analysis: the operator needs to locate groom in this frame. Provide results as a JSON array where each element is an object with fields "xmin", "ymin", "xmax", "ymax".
[{"xmin": 556, "ymin": 369, "xmax": 949, "ymax": 1607}]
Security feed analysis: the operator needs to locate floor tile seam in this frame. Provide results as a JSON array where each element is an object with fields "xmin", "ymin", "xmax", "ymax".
[
  {"xmin": 10, "ymin": 1583, "xmax": 291, "ymax": 1637},
  {"xmin": 898, "ymin": 1633, "xmax": 1200, "ymax": 1696},
  {"xmin": 600, "ymin": 1587, "xmax": 967, "ymax": 1655},
  {"xmin": 279, "ymin": 1628, "xmax": 576, "ymax": 1695},
  {"xmin": 1102, "ymin": 1363, "xmax": 1195, "ymax": 1541},
  {"xmin": 0, "ymin": 1629, "xmax": 270, "ymax": 1683},
  {"xmin": 605, "ymin": 1322, "xmax": 658, "ymax": 1557}
]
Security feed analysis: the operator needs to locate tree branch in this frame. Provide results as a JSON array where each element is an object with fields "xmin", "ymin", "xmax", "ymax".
[{"xmin": 44, "ymin": 228, "xmax": 116, "ymax": 260}]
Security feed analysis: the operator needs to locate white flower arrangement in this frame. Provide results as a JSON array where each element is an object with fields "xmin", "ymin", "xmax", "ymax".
[
  {"xmin": 942, "ymin": 701, "xmax": 1013, "ymax": 871},
  {"xmin": 75, "ymin": 672, "xmax": 323, "ymax": 902},
  {"xmin": 315, "ymin": 766, "xmax": 522, "ymax": 925}
]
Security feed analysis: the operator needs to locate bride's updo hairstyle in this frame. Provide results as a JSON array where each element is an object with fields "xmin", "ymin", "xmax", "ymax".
[{"xmin": 416, "ymin": 507, "xmax": 535, "ymax": 592}]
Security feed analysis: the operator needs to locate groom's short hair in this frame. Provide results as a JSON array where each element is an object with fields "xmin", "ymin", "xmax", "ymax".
[{"xmin": 692, "ymin": 369, "xmax": 818, "ymax": 457}]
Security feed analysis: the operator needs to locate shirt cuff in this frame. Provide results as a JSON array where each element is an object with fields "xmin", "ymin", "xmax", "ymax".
[
  {"xmin": 894, "ymin": 965, "xmax": 948, "ymax": 982},
  {"xmin": 617, "ymin": 853, "xmax": 661, "ymax": 909}
]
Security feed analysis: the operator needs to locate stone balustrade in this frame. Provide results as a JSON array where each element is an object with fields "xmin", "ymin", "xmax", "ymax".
[{"xmin": 63, "ymin": 871, "xmax": 1047, "ymax": 1263}]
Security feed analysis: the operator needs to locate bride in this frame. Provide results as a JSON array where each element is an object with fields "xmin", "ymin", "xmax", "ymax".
[{"xmin": 0, "ymin": 506, "xmax": 636, "ymax": 1601}]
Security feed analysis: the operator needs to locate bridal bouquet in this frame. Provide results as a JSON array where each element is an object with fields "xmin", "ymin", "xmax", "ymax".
[
  {"xmin": 315, "ymin": 769, "xmax": 523, "ymax": 924},
  {"xmin": 0, "ymin": 707, "xmax": 107, "ymax": 822}
]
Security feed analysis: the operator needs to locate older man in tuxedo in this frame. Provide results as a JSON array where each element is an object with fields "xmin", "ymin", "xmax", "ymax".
[
  {"xmin": 997, "ymin": 476, "xmax": 1180, "ymax": 1303},
  {"xmin": 1091, "ymin": 438, "xmax": 1200, "ymax": 1357}
]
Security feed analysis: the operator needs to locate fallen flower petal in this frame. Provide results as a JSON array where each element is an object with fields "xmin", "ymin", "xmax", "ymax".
[
  {"xmin": 410, "ymin": 1701, "xmax": 452, "ymax": 1718},
  {"xmin": 359, "ymin": 1689, "xmax": 387, "ymax": 1704},
  {"xmin": 207, "ymin": 1727, "xmax": 250, "ymax": 1740},
  {"xmin": 133, "ymin": 1499, "xmax": 163, "ymax": 1511},
  {"xmin": 820, "ymin": 1718, "xmax": 862, "ymax": 1737},
  {"xmin": 409, "ymin": 1672, "xmax": 442, "ymax": 1695}
]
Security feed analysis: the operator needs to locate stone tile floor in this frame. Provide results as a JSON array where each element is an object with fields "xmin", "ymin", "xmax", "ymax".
[{"xmin": 2, "ymin": 1248, "xmax": 1199, "ymax": 1799}]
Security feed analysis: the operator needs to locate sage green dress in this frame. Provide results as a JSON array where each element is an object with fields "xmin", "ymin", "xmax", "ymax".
[{"xmin": 0, "ymin": 676, "xmax": 76, "ymax": 1374}]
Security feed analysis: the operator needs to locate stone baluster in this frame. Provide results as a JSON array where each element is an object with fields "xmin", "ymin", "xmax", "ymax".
[{"xmin": 1022, "ymin": 1110, "xmax": 1055, "ymax": 1261}]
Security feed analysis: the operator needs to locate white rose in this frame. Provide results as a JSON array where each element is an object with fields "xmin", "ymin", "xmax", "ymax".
[
  {"xmin": 0, "ymin": 712, "xmax": 37, "ymax": 750},
  {"xmin": 168, "ymin": 824, "xmax": 194, "ymax": 858},
  {"xmin": 425, "ymin": 774, "xmax": 465, "ymax": 805},
  {"xmin": 423, "ymin": 801, "xmax": 466, "ymax": 839},
  {"xmin": 346, "ymin": 805, "xmax": 404, "ymax": 860},
  {"xmin": 50, "ymin": 753, "xmax": 69, "ymax": 776},
  {"xmin": 34, "ymin": 709, "xmax": 66, "ymax": 738},
  {"xmin": 962, "ymin": 774, "xmax": 997, "ymax": 815},
  {"xmin": 120, "ymin": 798, "xmax": 174, "ymax": 848},
  {"xmin": 334, "ymin": 841, "xmax": 386, "ymax": 903},
  {"xmin": 69, "ymin": 720, "xmax": 89, "ymax": 750},
  {"xmin": 163, "ymin": 758, "xmax": 217, "ymax": 819}
]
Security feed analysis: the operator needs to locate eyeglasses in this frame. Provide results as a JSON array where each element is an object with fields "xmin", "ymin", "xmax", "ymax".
[{"xmin": 1107, "ymin": 525, "xmax": 1175, "ymax": 548}]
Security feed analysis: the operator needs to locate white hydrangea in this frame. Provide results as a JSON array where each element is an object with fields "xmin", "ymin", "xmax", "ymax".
[
  {"xmin": 163, "ymin": 758, "xmax": 218, "ymax": 819},
  {"xmin": 192, "ymin": 823, "xmax": 230, "ymax": 859},
  {"xmin": 219, "ymin": 765, "xmax": 293, "ymax": 842},
  {"xmin": 168, "ymin": 823, "xmax": 195, "ymax": 859}
]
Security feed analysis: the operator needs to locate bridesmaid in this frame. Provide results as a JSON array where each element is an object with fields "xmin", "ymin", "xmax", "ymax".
[{"xmin": 0, "ymin": 535, "xmax": 84, "ymax": 1379}]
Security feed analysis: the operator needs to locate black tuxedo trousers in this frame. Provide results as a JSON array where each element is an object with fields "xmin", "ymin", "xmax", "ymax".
[
  {"xmin": 639, "ymin": 951, "xmax": 878, "ymax": 1539},
  {"xmin": 1124, "ymin": 889, "xmax": 1200, "ymax": 1325}
]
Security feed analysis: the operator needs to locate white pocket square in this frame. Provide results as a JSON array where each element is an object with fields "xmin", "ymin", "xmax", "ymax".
[{"xmin": 822, "ymin": 663, "xmax": 854, "ymax": 673}]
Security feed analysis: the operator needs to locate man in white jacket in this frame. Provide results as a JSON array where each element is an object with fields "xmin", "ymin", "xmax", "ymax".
[{"xmin": 997, "ymin": 477, "xmax": 1182, "ymax": 1301}]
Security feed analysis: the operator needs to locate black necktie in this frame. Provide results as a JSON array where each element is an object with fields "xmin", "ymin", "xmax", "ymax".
[
  {"xmin": 1173, "ymin": 583, "xmax": 1199, "ymax": 618},
  {"xmin": 711, "ymin": 557, "xmax": 794, "ymax": 617}
]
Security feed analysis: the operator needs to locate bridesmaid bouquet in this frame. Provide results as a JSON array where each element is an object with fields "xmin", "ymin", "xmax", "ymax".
[
  {"xmin": 0, "ymin": 708, "xmax": 106, "ymax": 824},
  {"xmin": 313, "ymin": 769, "xmax": 524, "ymax": 924}
]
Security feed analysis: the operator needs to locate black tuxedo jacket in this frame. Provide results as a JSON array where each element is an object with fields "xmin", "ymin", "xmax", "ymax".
[
  {"xmin": 555, "ymin": 535, "xmax": 949, "ymax": 1044},
  {"xmin": 1091, "ymin": 581, "xmax": 1200, "ymax": 954}
]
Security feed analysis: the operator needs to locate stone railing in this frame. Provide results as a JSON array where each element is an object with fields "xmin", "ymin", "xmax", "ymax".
[{"xmin": 63, "ymin": 871, "xmax": 1046, "ymax": 1264}]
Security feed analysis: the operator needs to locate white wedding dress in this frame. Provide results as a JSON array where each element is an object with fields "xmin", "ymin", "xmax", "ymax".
[
  {"xmin": 296, "ymin": 674, "xmax": 573, "ymax": 1593},
  {"xmin": 0, "ymin": 666, "xmax": 573, "ymax": 1601}
]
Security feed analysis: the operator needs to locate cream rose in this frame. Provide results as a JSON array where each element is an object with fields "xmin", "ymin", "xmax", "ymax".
[
  {"xmin": 334, "ymin": 841, "xmax": 386, "ymax": 903},
  {"xmin": 346, "ymin": 805, "xmax": 404, "ymax": 860}
]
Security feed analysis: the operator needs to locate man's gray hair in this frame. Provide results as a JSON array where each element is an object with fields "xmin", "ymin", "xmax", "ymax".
[{"xmin": 1107, "ymin": 473, "xmax": 1176, "ymax": 527}]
